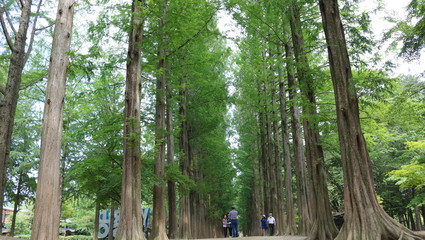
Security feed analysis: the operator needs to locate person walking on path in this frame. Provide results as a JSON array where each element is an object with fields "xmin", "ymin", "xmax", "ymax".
[
  {"xmin": 267, "ymin": 212, "xmax": 275, "ymax": 236},
  {"xmin": 223, "ymin": 214, "xmax": 229, "ymax": 237},
  {"xmin": 229, "ymin": 207, "xmax": 239, "ymax": 237},
  {"xmin": 260, "ymin": 215, "xmax": 268, "ymax": 236}
]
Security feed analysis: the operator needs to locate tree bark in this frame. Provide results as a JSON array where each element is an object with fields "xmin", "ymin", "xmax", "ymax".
[
  {"xmin": 319, "ymin": 0, "xmax": 424, "ymax": 239},
  {"xmin": 0, "ymin": 0, "xmax": 32, "ymax": 220},
  {"xmin": 30, "ymin": 1, "xmax": 75, "ymax": 239},
  {"xmin": 278, "ymin": 44, "xmax": 297, "ymax": 235},
  {"xmin": 179, "ymin": 79, "xmax": 191, "ymax": 239},
  {"xmin": 270, "ymin": 62, "xmax": 285, "ymax": 235},
  {"xmin": 109, "ymin": 207, "xmax": 115, "ymax": 240},
  {"xmin": 408, "ymin": 209, "xmax": 416, "ymax": 230},
  {"xmin": 115, "ymin": 1, "xmax": 145, "ymax": 239},
  {"xmin": 414, "ymin": 205, "xmax": 423, "ymax": 231},
  {"xmin": 288, "ymin": 2, "xmax": 338, "ymax": 239},
  {"xmin": 421, "ymin": 206, "xmax": 425, "ymax": 228},
  {"xmin": 93, "ymin": 201, "xmax": 100, "ymax": 240},
  {"xmin": 285, "ymin": 41, "xmax": 311, "ymax": 236},
  {"xmin": 152, "ymin": 4, "xmax": 169, "ymax": 238},
  {"xmin": 166, "ymin": 63, "xmax": 177, "ymax": 240},
  {"xmin": 251, "ymin": 152, "xmax": 262, "ymax": 236}
]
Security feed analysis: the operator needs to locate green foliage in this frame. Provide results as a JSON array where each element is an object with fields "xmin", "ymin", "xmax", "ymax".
[
  {"xmin": 13, "ymin": 204, "xmax": 34, "ymax": 236},
  {"xmin": 388, "ymin": 162, "xmax": 425, "ymax": 191},
  {"xmin": 165, "ymin": 163, "xmax": 195, "ymax": 195},
  {"xmin": 384, "ymin": 0, "xmax": 425, "ymax": 60}
]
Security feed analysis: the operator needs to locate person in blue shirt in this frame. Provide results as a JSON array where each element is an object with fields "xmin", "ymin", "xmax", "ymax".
[{"xmin": 260, "ymin": 215, "xmax": 267, "ymax": 236}]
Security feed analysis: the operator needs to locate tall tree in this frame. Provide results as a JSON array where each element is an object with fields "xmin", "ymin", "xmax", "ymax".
[
  {"xmin": 287, "ymin": 1, "xmax": 338, "ymax": 238},
  {"xmin": 285, "ymin": 40, "xmax": 310, "ymax": 237},
  {"xmin": 319, "ymin": 0, "xmax": 424, "ymax": 239},
  {"xmin": 152, "ymin": 1, "xmax": 169, "ymax": 239},
  {"xmin": 30, "ymin": 0, "xmax": 75, "ymax": 239},
  {"xmin": 115, "ymin": 0, "xmax": 145, "ymax": 239},
  {"xmin": 277, "ymin": 44, "xmax": 297, "ymax": 235},
  {"xmin": 0, "ymin": 0, "xmax": 43, "ymax": 219}
]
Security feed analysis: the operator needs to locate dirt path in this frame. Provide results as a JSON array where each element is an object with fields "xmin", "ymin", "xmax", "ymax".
[
  {"xmin": 196, "ymin": 236, "xmax": 307, "ymax": 240},
  {"xmin": 0, "ymin": 237, "xmax": 307, "ymax": 240}
]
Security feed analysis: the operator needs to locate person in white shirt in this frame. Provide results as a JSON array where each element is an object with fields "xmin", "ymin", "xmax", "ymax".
[{"xmin": 267, "ymin": 213, "xmax": 275, "ymax": 236}]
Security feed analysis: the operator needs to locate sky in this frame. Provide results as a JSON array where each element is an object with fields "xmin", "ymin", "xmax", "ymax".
[{"xmin": 217, "ymin": 0, "xmax": 425, "ymax": 79}]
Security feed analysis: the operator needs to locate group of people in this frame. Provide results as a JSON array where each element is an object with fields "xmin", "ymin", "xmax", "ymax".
[
  {"xmin": 222, "ymin": 207, "xmax": 239, "ymax": 238},
  {"xmin": 261, "ymin": 213, "xmax": 275, "ymax": 236},
  {"xmin": 222, "ymin": 207, "xmax": 276, "ymax": 238}
]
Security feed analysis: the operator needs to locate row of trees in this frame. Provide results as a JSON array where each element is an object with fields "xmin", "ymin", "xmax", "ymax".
[
  {"xmin": 224, "ymin": 0, "xmax": 425, "ymax": 239},
  {"xmin": 0, "ymin": 0, "xmax": 424, "ymax": 240},
  {"xmin": 2, "ymin": 0, "xmax": 234, "ymax": 239}
]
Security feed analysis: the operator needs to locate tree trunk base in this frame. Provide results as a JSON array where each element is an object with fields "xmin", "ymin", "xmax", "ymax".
[
  {"xmin": 307, "ymin": 219, "xmax": 338, "ymax": 240},
  {"xmin": 153, "ymin": 231, "xmax": 169, "ymax": 240},
  {"xmin": 335, "ymin": 210, "xmax": 425, "ymax": 240},
  {"xmin": 115, "ymin": 222, "xmax": 145, "ymax": 240}
]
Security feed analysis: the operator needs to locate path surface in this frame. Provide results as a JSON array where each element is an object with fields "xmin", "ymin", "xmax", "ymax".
[
  {"xmin": 198, "ymin": 236, "xmax": 307, "ymax": 240},
  {"xmin": 0, "ymin": 236, "xmax": 308, "ymax": 240}
]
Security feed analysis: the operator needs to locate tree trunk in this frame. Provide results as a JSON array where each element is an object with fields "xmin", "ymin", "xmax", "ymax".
[
  {"xmin": 288, "ymin": 2, "xmax": 338, "ymax": 239},
  {"xmin": 285, "ymin": 41, "xmax": 311, "ymax": 236},
  {"xmin": 30, "ymin": 1, "xmax": 74, "ymax": 239},
  {"xmin": 0, "ymin": 0, "xmax": 32, "ymax": 220},
  {"xmin": 408, "ymin": 208, "xmax": 416, "ymax": 230},
  {"xmin": 278, "ymin": 44, "xmax": 297, "ymax": 235},
  {"xmin": 421, "ymin": 206, "xmax": 425, "ymax": 228},
  {"xmin": 414, "ymin": 205, "xmax": 423, "ymax": 231},
  {"xmin": 10, "ymin": 173, "xmax": 23, "ymax": 236},
  {"xmin": 166, "ymin": 64, "xmax": 177, "ymax": 240},
  {"xmin": 152, "ymin": 7, "xmax": 169, "ymax": 238},
  {"xmin": 271, "ymin": 64, "xmax": 285, "ymax": 236},
  {"xmin": 115, "ymin": 1, "xmax": 145, "ymax": 239},
  {"xmin": 93, "ymin": 202, "xmax": 100, "ymax": 240},
  {"xmin": 319, "ymin": 0, "xmax": 423, "ymax": 239},
  {"xmin": 109, "ymin": 207, "xmax": 115, "ymax": 240},
  {"xmin": 251, "ymin": 152, "xmax": 262, "ymax": 236},
  {"xmin": 179, "ymin": 79, "xmax": 191, "ymax": 239}
]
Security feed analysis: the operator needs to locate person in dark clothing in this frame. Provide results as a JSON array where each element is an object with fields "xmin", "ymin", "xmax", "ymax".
[
  {"xmin": 260, "ymin": 215, "xmax": 267, "ymax": 236},
  {"xmin": 267, "ymin": 212, "xmax": 275, "ymax": 236}
]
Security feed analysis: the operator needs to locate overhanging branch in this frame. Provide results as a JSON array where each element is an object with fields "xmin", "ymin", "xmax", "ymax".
[
  {"xmin": 25, "ymin": 0, "xmax": 44, "ymax": 64},
  {"xmin": 3, "ymin": 0, "xmax": 17, "ymax": 35},
  {"xmin": 19, "ymin": 73, "xmax": 47, "ymax": 91},
  {"xmin": 165, "ymin": 10, "xmax": 216, "ymax": 58},
  {"xmin": 244, "ymin": 7, "xmax": 286, "ymax": 45},
  {"xmin": 0, "ymin": 3, "xmax": 15, "ymax": 50}
]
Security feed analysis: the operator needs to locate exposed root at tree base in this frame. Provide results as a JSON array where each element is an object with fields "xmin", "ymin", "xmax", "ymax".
[
  {"xmin": 306, "ymin": 219, "xmax": 338, "ymax": 240},
  {"xmin": 334, "ymin": 213, "xmax": 424, "ymax": 240}
]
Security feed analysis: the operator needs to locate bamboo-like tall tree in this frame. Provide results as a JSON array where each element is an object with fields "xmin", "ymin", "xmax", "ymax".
[
  {"xmin": 30, "ymin": 0, "xmax": 75, "ymax": 239},
  {"xmin": 319, "ymin": 0, "xmax": 424, "ymax": 239},
  {"xmin": 115, "ymin": 0, "xmax": 145, "ymax": 239}
]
